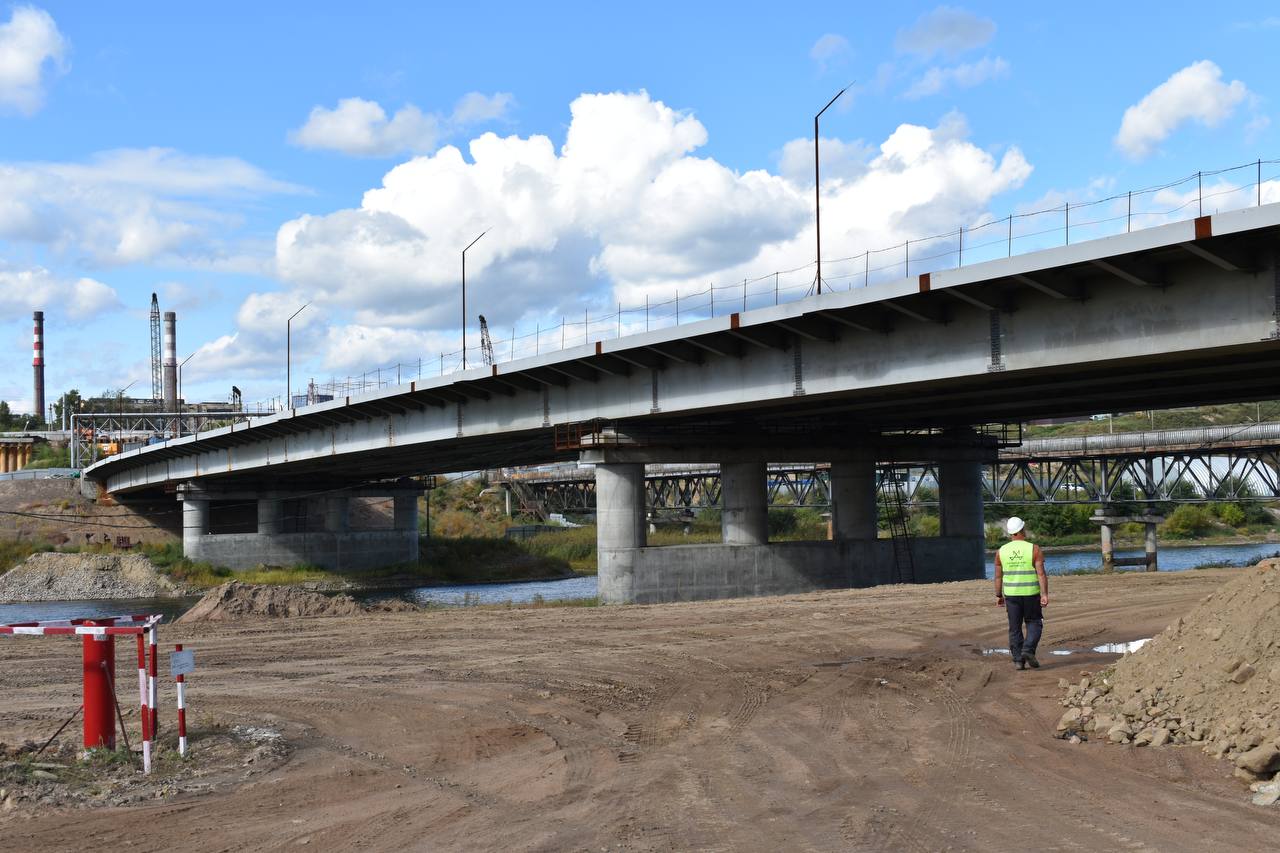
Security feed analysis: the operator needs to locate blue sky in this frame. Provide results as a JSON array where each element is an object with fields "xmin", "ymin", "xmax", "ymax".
[{"xmin": 2, "ymin": 2, "xmax": 1278, "ymax": 414}]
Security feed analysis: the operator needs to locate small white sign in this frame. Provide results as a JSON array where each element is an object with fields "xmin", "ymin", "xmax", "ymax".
[{"xmin": 170, "ymin": 649, "xmax": 195, "ymax": 677}]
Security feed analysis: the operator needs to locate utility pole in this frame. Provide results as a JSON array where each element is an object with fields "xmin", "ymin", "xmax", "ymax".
[{"xmin": 286, "ymin": 303, "xmax": 310, "ymax": 409}]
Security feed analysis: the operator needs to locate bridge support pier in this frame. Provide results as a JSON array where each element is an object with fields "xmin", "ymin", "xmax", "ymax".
[
  {"xmin": 830, "ymin": 457, "xmax": 877, "ymax": 540},
  {"xmin": 257, "ymin": 499, "xmax": 283, "ymax": 536},
  {"xmin": 939, "ymin": 459, "xmax": 985, "ymax": 539},
  {"xmin": 596, "ymin": 463, "xmax": 647, "ymax": 604},
  {"xmin": 721, "ymin": 462, "xmax": 768, "ymax": 545},
  {"xmin": 393, "ymin": 495, "xmax": 419, "ymax": 532},
  {"xmin": 182, "ymin": 498, "xmax": 210, "ymax": 554}
]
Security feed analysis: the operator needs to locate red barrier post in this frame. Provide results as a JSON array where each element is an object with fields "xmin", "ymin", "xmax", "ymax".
[
  {"xmin": 81, "ymin": 619, "xmax": 116, "ymax": 749},
  {"xmin": 175, "ymin": 643, "xmax": 188, "ymax": 756},
  {"xmin": 137, "ymin": 633, "xmax": 151, "ymax": 772}
]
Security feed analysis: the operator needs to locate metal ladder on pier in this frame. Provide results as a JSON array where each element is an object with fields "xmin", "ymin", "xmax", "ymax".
[{"xmin": 880, "ymin": 466, "xmax": 916, "ymax": 584}]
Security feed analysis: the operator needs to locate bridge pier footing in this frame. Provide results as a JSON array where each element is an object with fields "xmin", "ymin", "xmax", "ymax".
[
  {"xmin": 179, "ymin": 483, "xmax": 423, "ymax": 572},
  {"xmin": 587, "ymin": 446, "xmax": 987, "ymax": 605}
]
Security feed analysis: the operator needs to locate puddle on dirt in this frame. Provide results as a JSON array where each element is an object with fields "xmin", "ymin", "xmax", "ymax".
[
  {"xmin": 1091, "ymin": 638, "xmax": 1150, "ymax": 654},
  {"xmin": 979, "ymin": 638, "xmax": 1151, "ymax": 657}
]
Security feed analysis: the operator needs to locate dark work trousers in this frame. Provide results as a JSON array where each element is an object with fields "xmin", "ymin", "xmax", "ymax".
[{"xmin": 1005, "ymin": 595, "xmax": 1043, "ymax": 661}]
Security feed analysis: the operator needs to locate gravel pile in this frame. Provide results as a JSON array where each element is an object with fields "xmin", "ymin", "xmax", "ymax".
[
  {"xmin": 1055, "ymin": 558, "xmax": 1280, "ymax": 805},
  {"xmin": 177, "ymin": 581, "xmax": 418, "ymax": 622},
  {"xmin": 0, "ymin": 552, "xmax": 191, "ymax": 602}
]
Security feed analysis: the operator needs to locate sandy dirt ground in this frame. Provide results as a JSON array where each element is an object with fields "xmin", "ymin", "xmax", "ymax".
[{"xmin": 1, "ymin": 568, "xmax": 1274, "ymax": 852}]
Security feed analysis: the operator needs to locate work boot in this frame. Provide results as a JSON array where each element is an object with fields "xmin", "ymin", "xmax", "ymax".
[
  {"xmin": 1024, "ymin": 653, "xmax": 1040, "ymax": 669},
  {"xmin": 1013, "ymin": 659, "xmax": 1026, "ymax": 670}
]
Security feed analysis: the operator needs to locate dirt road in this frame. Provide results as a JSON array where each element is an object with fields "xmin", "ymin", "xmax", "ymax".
[{"xmin": 1, "ymin": 569, "xmax": 1272, "ymax": 851}]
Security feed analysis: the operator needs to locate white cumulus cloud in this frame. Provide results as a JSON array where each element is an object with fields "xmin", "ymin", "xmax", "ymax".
[
  {"xmin": 256, "ymin": 91, "xmax": 1033, "ymax": 388},
  {"xmin": 289, "ymin": 91, "xmax": 515, "ymax": 157},
  {"xmin": 896, "ymin": 6, "xmax": 995, "ymax": 59},
  {"xmin": 0, "ymin": 147, "xmax": 301, "ymax": 265},
  {"xmin": 0, "ymin": 4, "xmax": 67, "ymax": 115},
  {"xmin": 0, "ymin": 265, "xmax": 121, "ymax": 321},
  {"xmin": 1115, "ymin": 60, "xmax": 1249, "ymax": 160},
  {"xmin": 905, "ymin": 56, "xmax": 1009, "ymax": 99}
]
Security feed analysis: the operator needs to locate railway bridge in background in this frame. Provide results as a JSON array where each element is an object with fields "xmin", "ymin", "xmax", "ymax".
[
  {"xmin": 499, "ymin": 422, "xmax": 1280, "ymax": 514},
  {"xmin": 82, "ymin": 205, "xmax": 1280, "ymax": 603}
]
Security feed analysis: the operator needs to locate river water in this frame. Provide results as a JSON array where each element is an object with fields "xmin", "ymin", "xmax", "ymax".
[{"xmin": 1, "ymin": 541, "xmax": 1275, "ymax": 625}]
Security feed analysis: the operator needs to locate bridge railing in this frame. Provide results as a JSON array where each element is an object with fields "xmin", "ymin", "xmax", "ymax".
[{"xmin": 274, "ymin": 157, "xmax": 1280, "ymax": 409}]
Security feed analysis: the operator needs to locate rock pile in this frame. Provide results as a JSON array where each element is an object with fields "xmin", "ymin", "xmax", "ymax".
[
  {"xmin": 176, "ymin": 581, "xmax": 418, "ymax": 622},
  {"xmin": 1054, "ymin": 558, "xmax": 1280, "ymax": 803},
  {"xmin": 0, "ymin": 552, "xmax": 191, "ymax": 602}
]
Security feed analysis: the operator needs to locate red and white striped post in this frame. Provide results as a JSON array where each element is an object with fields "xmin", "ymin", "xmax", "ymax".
[
  {"xmin": 148, "ymin": 624, "xmax": 159, "ymax": 743},
  {"xmin": 174, "ymin": 643, "xmax": 188, "ymax": 756},
  {"xmin": 137, "ymin": 633, "xmax": 151, "ymax": 773}
]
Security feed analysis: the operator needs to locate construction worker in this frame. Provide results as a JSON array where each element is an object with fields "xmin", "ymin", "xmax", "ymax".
[{"xmin": 994, "ymin": 516, "xmax": 1048, "ymax": 670}]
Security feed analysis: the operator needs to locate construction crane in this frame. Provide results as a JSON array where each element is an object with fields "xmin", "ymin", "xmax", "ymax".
[
  {"xmin": 149, "ymin": 293, "xmax": 163, "ymax": 402},
  {"xmin": 479, "ymin": 314, "xmax": 495, "ymax": 367}
]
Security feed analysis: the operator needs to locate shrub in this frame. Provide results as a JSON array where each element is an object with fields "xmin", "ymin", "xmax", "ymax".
[{"xmin": 1161, "ymin": 505, "xmax": 1214, "ymax": 538}]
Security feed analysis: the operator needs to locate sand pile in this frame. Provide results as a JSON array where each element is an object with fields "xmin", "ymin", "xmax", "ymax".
[
  {"xmin": 177, "ymin": 581, "xmax": 417, "ymax": 622},
  {"xmin": 0, "ymin": 552, "xmax": 191, "ymax": 602},
  {"xmin": 1055, "ymin": 558, "xmax": 1280, "ymax": 801}
]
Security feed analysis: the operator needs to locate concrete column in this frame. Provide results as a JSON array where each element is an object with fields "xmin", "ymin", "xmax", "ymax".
[
  {"xmin": 182, "ymin": 499, "xmax": 209, "ymax": 557},
  {"xmin": 721, "ymin": 461, "xmax": 768, "ymax": 545},
  {"xmin": 1100, "ymin": 521, "xmax": 1115, "ymax": 573},
  {"xmin": 939, "ymin": 460, "xmax": 985, "ymax": 539},
  {"xmin": 1144, "ymin": 521, "xmax": 1158, "ymax": 572},
  {"xmin": 324, "ymin": 497, "xmax": 350, "ymax": 533},
  {"xmin": 830, "ymin": 458, "xmax": 878, "ymax": 540},
  {"xmin": 393, "ymin": 495, "xmax": 418, "ymax": 532},
  {"xmin": 257, "ymin": 499, "xmax": 283, "ymax": 536},
  {"xmin": 595, "ymin": 463, "xmax": 646, "ymax": 604},
  {"xmin": 1, "ymin": 447, "xmax": 9, "ymax": 473}
]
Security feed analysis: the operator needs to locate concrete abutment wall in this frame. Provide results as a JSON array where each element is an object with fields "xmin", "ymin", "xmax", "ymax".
[{"xmin": 180, "ymin": 485, "xmax": 422, "ymax": 572}]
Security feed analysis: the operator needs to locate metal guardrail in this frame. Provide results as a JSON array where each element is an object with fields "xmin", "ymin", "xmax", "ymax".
[{"xmin": 0, "ymin": 467, "xmax": 77, "ymax": 481}]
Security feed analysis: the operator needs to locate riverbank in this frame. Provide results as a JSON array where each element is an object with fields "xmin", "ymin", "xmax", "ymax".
[{"xmin": 1, "ymin": 566, "xmax": 1271, "ymax": 850}]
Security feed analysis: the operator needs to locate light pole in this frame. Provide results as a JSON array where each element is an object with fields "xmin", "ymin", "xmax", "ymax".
[
  {"xmin": 177, "ymin": 351, "xmax": 196, "ymax": 437},
  {"xmin": 117, "ymin": 380, "xmax": 137, "ymax": 445},
  {"xmin": 814, "ymin": 82, "xmax": 853, "ymax": 295},
  {"xmin": 462, "ymin": 230, "xmax": 487, "ymax": 370},
  {"xmin": 286, "ymin": 302, "xmax": 310, "ymax": 410}
]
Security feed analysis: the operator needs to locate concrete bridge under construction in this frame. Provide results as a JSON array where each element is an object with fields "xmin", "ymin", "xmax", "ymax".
[{"xmin": 81, "ymin": 204, "xmax": 1280, "ymax": 602}]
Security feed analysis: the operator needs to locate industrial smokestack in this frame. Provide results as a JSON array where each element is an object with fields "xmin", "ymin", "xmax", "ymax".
[
  {"xmin": 32, "ymin": 311, "xmax": 45, "ymax": 423},
  {"xmin": 162, "ymin": 311, "xmax": 178, "ymax": 410}
]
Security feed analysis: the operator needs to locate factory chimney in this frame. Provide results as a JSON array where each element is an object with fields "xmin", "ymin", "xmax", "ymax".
[
  {"xmin": 32, "ymin": 311, "xmax": 45, "ymax": 423},
  {"xmin": 162, "ymin": 311, "xmax": 178, "ymax": 410}
]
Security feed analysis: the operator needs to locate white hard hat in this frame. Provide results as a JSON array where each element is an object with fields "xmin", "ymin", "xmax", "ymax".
[{"xmin": 1006, "ymin": 516, "xmax": 1026, "ymax": 535}]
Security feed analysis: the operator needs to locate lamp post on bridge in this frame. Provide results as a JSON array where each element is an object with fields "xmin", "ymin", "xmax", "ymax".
[
  {"xmin": 462, "ymin": 230, "xmax": 488, "ymax": 371},
  {"xmin": 286, "ymin": 302, "xmax": 310, "ymax": 410},
  {"xmin": 814, "ymin": 82, "xmax": 853, "ymax": 296},
  {"xmin": 177, "ymin": 351, "xmax": 196, "ymax": 437}
]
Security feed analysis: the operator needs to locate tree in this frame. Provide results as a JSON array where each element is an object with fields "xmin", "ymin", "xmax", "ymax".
[
  {"xmin": 51, "ymin": 389, "xmax": 83, "ymax": 427},
  {"xmin": 0, "ymin": 401, "xmax": 11, "ymax": 430}
]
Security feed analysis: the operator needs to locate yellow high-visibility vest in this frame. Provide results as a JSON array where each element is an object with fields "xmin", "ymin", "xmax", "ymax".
[{"xmin": 999, "ymin": 540, "xmax": 1039, "ymax": 596}]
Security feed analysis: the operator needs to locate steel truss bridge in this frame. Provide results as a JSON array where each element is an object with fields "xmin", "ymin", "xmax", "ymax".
[{"xmin": 498, "ymin": 422, "xmax": 1280, "ymax": 514}]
